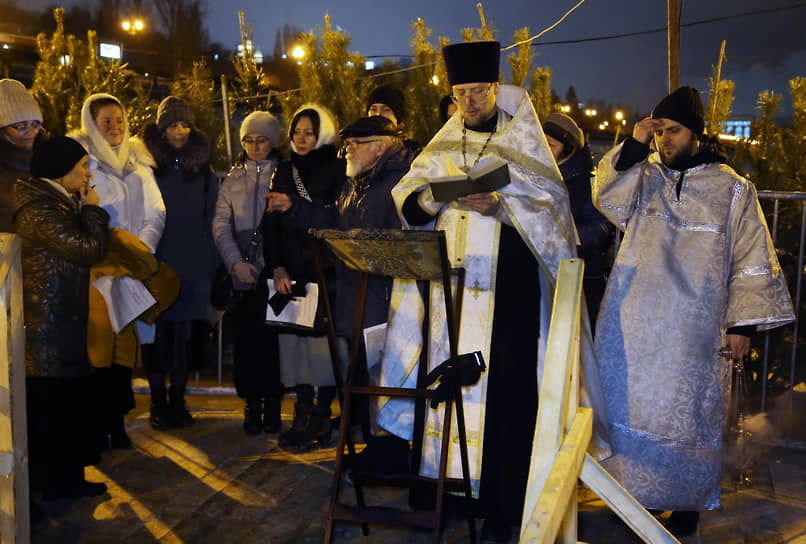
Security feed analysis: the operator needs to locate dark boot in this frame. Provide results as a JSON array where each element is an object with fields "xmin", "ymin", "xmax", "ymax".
[
  {"xmin": 293, "ymin": 403, "xmax": 332, "ymax": 447},
  {"xmin": 109, "ymin": 413, "xmax": 132, "ymax": 449},
  {"xmin": 263, "ymin": 396, "xmax": 283, "ymax": 434},
  {"xmin": 667, "ymin": 510, "xmax": 699, "ymax": 537},
  {"xmin": 169, "ymin": 390, "xmax": 194, "ymax": 427},
  {"xmin": 150, "ymin": 394, "xmax": 177, "ymax": 430},
  {"xmin": 243, "ymin": 398, "xmax": 262, "ymax": 435},
  {"xmin": 278, "ymin": 402, "xmax": 312, "ymax": 449}
]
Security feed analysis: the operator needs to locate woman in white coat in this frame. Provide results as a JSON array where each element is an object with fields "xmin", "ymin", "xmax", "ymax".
[{"xmin": 70, "ymin": 93, "xmax": 166, "ymax": 448}]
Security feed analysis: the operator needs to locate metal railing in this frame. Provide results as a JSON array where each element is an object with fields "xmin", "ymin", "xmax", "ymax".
[{"xmin": 757, "ymin": 191, "xmax": 806, "ymax": 446}]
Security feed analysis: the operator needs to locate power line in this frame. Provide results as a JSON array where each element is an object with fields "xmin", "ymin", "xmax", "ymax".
[{"xmin": 527, "ymin": 2, "xmax": 806, "ymax": 47}]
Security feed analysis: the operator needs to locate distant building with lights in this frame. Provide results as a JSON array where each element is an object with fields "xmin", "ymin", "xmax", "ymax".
[{"xmin": 723, "ymin": 115, "xmax": 753, "ymax": 139}]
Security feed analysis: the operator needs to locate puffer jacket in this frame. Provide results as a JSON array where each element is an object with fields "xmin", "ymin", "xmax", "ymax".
[
  {"xmin": 213, "ymin": 154, "xmax": 278, "ymax": 290},
  {"xmin": 13, "ymin": 176, "xmax": 109, "ymax": 378}
]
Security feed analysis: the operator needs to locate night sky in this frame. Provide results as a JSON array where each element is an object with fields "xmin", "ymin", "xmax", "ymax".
[{"xmin": 27, "ymin": 0, "xmax": 806, "ymax": 116}]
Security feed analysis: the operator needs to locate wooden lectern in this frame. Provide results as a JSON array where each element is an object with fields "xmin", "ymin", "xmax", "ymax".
[{"xmin": 309, "ymin": 228, "xmax": 476, "ymax": 544}]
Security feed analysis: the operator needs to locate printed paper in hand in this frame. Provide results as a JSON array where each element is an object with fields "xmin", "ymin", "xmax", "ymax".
[
  {"xmin": 92, "ymin": 276, "xmax": 157, "ymax": 333},
  {"xmin": 266, "ymin": 281, "xmax": 319, "ymax": 329}
]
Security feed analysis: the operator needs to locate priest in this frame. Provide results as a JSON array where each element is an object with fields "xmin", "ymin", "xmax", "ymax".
[{"xmin": 377, "ymin": 40, "xmax": 609, "ymax": 541}]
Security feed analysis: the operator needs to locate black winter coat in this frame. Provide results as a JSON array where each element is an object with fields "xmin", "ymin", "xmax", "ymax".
[
  {"xmin": 143, "ymin": 123, "xmax": 219, "ymax": 321},
  {"xmin": 259, "ymin": 146, "xmax": 344, "ymax": 335},
  {"xmin": 264, "ymin": 145, "xmax": 345, "ymax": 285},
  {"xmin": 13, "ymin": 177, "xmax": 109, "ymax": 378},
  {"xmin": 561, "ymin": 147, "xmax": 614, "ymax": 278}
]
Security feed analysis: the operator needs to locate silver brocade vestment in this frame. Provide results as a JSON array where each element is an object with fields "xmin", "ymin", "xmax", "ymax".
[
  {"xmin": 593, "ymin": 143, "xmax": 794, "ymax": 510},
  {"xmin": 377, "ymin": 85, "xmax": 611, "ymax": 494}
]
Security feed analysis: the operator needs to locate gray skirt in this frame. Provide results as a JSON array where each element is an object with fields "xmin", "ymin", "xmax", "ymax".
[{"xmin": 278, "ymin": 334, "xmax": 348, "ymax": 387}]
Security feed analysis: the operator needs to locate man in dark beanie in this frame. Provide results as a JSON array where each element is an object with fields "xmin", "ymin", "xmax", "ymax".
[
  {"xmin": 366, "ymin": 84, "xmax": 420, "ymax": 155},
  {"xmin": 15, "ymin": 134, "xmax": 110, "ymax": 505},
  {"xmin": 593, "ymin": 86, "xmax": 794, "ymax": 537},
  {"xmin": 377, "ymin": 41, "xmax": 610, "ymax": 542}
]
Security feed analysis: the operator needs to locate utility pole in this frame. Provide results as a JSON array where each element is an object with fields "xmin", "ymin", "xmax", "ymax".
[{"xmin": 667, "ymin": 0, "xmax": 680, "ymax": 92}]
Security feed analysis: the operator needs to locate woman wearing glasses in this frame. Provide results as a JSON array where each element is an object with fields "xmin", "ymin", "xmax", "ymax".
[
  {"xmin": 213, "ymin": 110, "xmax": 285, "ymax": 436},
  {"xmin": 262, "ymin": 103, "xmax": 345, "ymax": 450},
  {"xmin": 0, "ymin": 79, "xmax": 44, "ymax": 232}
]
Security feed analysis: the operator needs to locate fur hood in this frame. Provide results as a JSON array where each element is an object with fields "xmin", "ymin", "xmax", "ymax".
[
  {"xmin": 67, "ymin": 93, "xmax": 156, "ymax": 176},
  {"xmin": 289, "ymin": 102, "xmax": 338, "ymax": 154},
  {"xmin": 139, "ymin": 121, "xmax": 211, "ymax": 175}
]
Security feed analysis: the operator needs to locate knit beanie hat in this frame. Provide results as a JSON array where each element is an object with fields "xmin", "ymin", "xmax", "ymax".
[
  {"xmin": 651, "ymin": 86, "xmax": 705, "ymax": 137},
  {"xmin": 30, "ymin": 135, "xmax": 87, "ymax": 180},
  {"xmin": 0, "ymin": 79, "xmax": 43, "ymax": 128},
  {"xmin": 156, "ymin": 96, "xmax": 195, "ymax": 132},
  {"xmin": 367, "ymin": 85, "xmax": 406, "ymax": 122},
  {"xmin": 240, "ymin": 111, "xmax": 282, "ymax": 147},
  {"xmin": 442, "ymin": 41, "xmax": 500, "ymax": 86},
  {"xmin": 543, "ymin": 112, "xmax": 584, "ymax": 151}
]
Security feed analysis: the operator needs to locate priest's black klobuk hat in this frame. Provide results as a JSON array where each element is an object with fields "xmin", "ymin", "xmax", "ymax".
[{"xmin": 442, "ymin": 41, "xmax": 501, "ymax": 87}]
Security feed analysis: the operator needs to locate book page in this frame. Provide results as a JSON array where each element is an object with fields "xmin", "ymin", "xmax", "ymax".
[
  {"xmin": 468, "ymin": 156, "xmax": 507, "ymax": 178},
  {"xmin": 265, "ymin": 280, "xmax": 319, "ymax": 329},
  {"xmin": 92, "ymin": 276, "xmax": 157, "ymax": 333}
]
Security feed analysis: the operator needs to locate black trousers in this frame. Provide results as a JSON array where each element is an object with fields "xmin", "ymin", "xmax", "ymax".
[
  {"xmin": 232, "ymin": 291, "xmax": 282, "ymax": 400},
  {"xmin": 144, "ymin": 319, "xmax": 210, "ymax": 402},
  {"xmin": 27, "ymin": 375, "xmax": 100, "ymax": 492}
]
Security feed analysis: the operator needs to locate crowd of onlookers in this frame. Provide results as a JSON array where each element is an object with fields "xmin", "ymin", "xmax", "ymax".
[{"xmin": 3, "ymin": 32, "xmax": 799, "ymax": 542}]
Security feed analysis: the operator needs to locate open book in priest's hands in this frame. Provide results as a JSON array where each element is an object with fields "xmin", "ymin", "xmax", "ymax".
[{"xmin": 428, "ymin": 156, "xmax": 510, "ymax": 202}]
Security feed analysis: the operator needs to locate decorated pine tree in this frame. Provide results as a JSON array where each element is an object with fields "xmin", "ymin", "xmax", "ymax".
[
  {"xmin": 507, "ymin": 27, "xmax": 532, "ymax": 87},
  {"xmin": 31, "ymin": 8, "xmax": 85, "ymax": 136},
  {"xmin": 506, "ymin": 26, "xmax": 553, "ymax": 119},
  {"xmin": 231, "ymin": 12, "xmax": 271, "ymax": 114},
  {"xmin": 704, "ymin": 43, "xmax": 735, "ymax": 138},
  {"xmin": 31, "ymin": 8, "xmax": 135, "ymax": 135},
  {"xmin": 461, "ymin": 3, "xmax": 496, "ymax": 42},
  {"xmin": 529, "ymin": 66, "xmax": 553, "ymax": 121},
  {"xmin": 283, "ymin": 15, "xmax": 368, "ymax": 131},
  {"xmin": 405, "ymin": 18, "xmax": 450, "ymax": 144}
]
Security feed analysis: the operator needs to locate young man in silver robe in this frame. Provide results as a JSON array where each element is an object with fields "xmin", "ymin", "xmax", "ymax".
[
  {"xmin": 376, "ymin": 40, "xmax": 610, "ymax": 542},
  {"xmin": 593, "ymin": 86, "xmax": 794, "ymax": 537}
]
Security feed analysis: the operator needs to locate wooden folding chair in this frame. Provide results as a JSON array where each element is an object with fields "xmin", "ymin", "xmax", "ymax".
[{"xmin": 309, "ymin": 228, "xmax": 476, "ymax": 544}]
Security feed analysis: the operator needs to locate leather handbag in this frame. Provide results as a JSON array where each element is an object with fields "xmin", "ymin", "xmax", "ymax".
[
  {"xmin": 210, "ymin": 215, "xmax": 265, "ymax": 312},
  {"xmin": 209, "ymin": 262, "xmax": 244, "ymax": 311}
]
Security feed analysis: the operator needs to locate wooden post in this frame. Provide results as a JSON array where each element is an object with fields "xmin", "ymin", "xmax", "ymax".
[
  {"xmin": 220, "ymin": 74, "xmax": 233, "ymax": 165},
  {"xmin": 667, "ymin": 0, "xmax": 680, "ymax": 93},
  {"xmin": 0, "ymin": 234, "xmax": 30, "ymax": 544}
]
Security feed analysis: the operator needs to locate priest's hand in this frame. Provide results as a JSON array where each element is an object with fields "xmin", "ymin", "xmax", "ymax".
[
  {"xmin": 633, "ymin": 117, "xmax": 664, "ymax": 144},
  {"xmin": 265, "ymin": 192, "xmax": 293, "ymax": 213},
  {"xmin": 726, "ymin": 334, "xmax": 751, "ymax": 360},
  {"xmin": 458, "ymin": 192, "xmax": 500, "ymax": 216}
]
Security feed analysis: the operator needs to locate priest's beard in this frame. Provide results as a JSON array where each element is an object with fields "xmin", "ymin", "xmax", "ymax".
[{"xmin": 659, "ymin": 135, "xmax": 699, "ymax": 170}]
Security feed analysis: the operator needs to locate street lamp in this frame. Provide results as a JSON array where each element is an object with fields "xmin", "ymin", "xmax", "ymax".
[
  {"xmin": 291, "ymin": 46, "xmax": 305, "ymax": 60},
  {"xmin": 121, "ymin": 19, "xmax": 145, "ymax": 34},
  {"xmin": 615, "ymin": 110, "xmax": 624, "ymax": 121}
]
